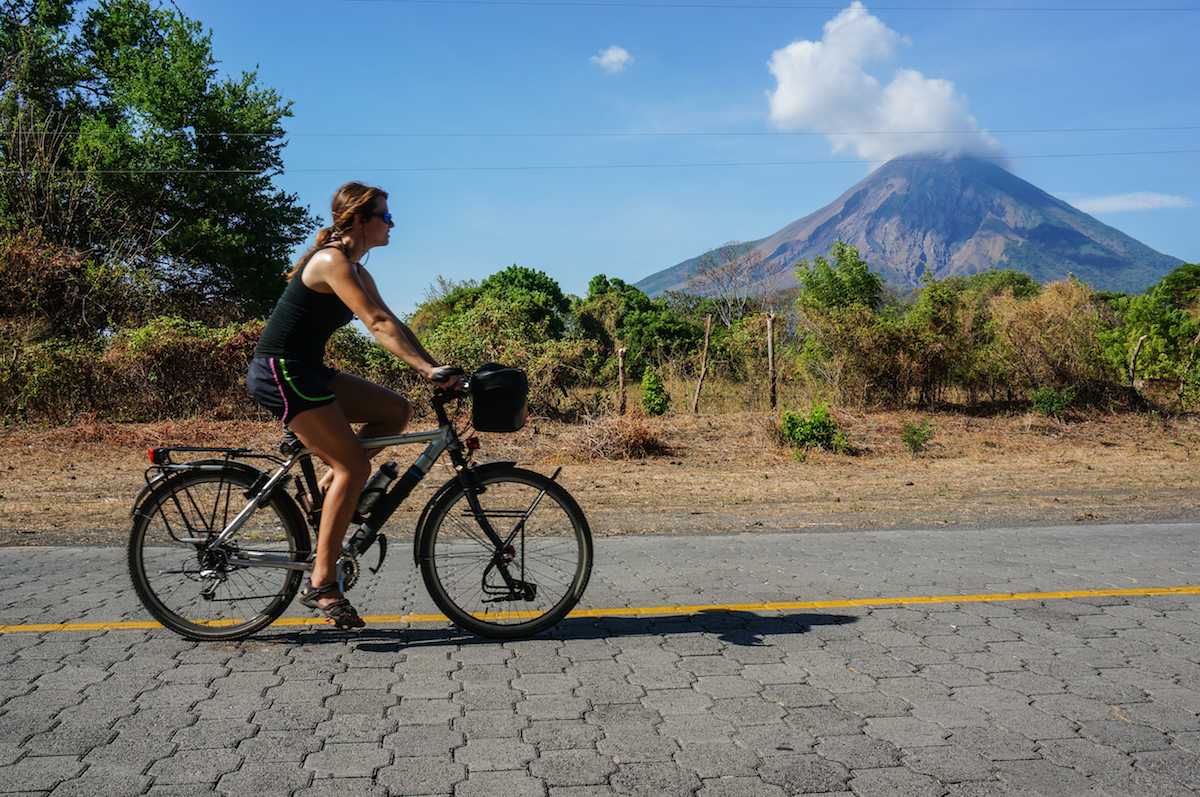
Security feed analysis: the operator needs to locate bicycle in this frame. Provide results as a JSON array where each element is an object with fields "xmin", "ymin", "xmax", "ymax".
[{"xmin": 127, "ymin": 365, "xmax": 593, "ymax": 641}]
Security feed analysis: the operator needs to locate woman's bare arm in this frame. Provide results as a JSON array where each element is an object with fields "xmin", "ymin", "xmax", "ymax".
[{"xmin": 310, "ymin": 253, "xmax": 438, "ymax": 379}]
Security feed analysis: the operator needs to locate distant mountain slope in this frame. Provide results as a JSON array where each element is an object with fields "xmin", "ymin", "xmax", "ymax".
[{"xmin": 637, "ymin": 155, "xmax": 1183, "ymax": 296}]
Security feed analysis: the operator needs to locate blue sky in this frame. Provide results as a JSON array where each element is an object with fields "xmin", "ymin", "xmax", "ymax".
[{"xmin": 174, "ymin": 0, "xmax": 1199, "ymax": 313}]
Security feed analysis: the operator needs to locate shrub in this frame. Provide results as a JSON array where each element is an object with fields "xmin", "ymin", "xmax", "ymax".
[
  {"xmin": 641, "ymin": 368, "xmax": 670, "ymax": 416},
  {"xmin": 990, "ymin": 279, "xmax": 1122, "ymax": 404},
  {"xmin": 900, "ymin": 419, "xmax": 934, "ymax": 457},
  {"xmin": 1031, "ymin": 386, "xmax": 1076, "ymax": 419},
  {"xmin": 778, "ymin": 404, "xmax": 850, "ymax": 458},
  {"xmin": 566, "ymin": 415, "xmax": 670, "ymax": 460}
]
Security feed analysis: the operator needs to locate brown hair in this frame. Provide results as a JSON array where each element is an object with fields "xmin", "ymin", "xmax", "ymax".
[{"xmin": 286, "ymin": 181, "xmax": 389, "ymax": 281}]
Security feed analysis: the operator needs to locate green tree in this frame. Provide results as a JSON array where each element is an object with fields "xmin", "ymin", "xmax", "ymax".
[
  {"xmin": 0, "ymin": 0, "xmax": 315, "ymax": 322},
  {"xmin": 640, "ymin": 367, "xmax": 669, "ymax": 416},
  {"xmin": 795, "ymin": 241, "xmax": 883, "ymax": 312}
]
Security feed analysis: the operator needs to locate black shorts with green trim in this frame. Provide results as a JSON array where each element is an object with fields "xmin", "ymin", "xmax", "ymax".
[{"xmin": 246, "ymin": 356, "xmax": 339, "ymax": 425}]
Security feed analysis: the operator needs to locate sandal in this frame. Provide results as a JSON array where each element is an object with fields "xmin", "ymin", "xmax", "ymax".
[{"xmin": 299, "ymin": 579, "xmax": 366, "ymax": 629}]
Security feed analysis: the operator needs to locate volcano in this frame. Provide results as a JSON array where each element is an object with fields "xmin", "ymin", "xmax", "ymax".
[{"xmin": 636, "ymin": 155, "xmax": 1183, "ymax": 296}]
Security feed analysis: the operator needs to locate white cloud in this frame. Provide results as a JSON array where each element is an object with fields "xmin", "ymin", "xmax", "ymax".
[
  {"xmin": 766, "ymin": 1, "xmax": 1002, "ymax": 163},
  {"xmin": 591, "ymin": 46, "xmax": 633, "ymax": 74},
  {"xmin": 1068, "ymin": 192, "xmax": 1195, "ymax": 214}
]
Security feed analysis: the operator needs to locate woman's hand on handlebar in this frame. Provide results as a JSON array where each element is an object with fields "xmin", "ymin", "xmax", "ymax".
[{"xmin": 428, "ymin": 364, "xmax": 466, "ymax": 393}]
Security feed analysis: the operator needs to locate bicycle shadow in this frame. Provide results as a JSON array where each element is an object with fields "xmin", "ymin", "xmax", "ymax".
[{"xmin": 261, "ymin": 609, "xmax": 858, "ymax": 652}]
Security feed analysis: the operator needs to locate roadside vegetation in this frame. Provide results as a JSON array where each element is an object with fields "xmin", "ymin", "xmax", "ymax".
[{"xmin": 2, "ymin": 1, "xmax": 1199, "ymax": 451}]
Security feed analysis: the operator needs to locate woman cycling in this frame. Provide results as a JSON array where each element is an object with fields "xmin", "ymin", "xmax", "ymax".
[{"xmin": 246, "ymin": 181, "xmax": 461, "ymax": 628}]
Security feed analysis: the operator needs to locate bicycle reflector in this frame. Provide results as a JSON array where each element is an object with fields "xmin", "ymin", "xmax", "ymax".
[
  {"xmin": 147, "ymin": 447, "xmax": 169, "ymax": 465},
  {"xmin": 466, "ymin": 436, "xmax": 481, "ymax": 451}
]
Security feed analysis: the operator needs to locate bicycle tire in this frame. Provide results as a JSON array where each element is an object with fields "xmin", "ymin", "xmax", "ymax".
[
  {"xmin": 128, "ymin": 465, "xmax": 311, "ymax": 641},
  {"xmin": 418, "ymin": 465, "xmax": 592, "ymax": 639}
]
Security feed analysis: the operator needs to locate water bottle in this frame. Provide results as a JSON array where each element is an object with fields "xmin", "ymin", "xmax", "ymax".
[{"xmin": 355, "ymin": 461, "xmax": 398, "ymax": 517}]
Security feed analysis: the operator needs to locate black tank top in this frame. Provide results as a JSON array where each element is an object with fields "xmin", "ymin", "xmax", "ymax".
[{"xmin": 254, "ymin": 248, "xmax": 356, "ymax": 365}]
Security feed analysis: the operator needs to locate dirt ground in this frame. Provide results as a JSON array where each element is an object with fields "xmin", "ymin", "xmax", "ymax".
[{"xmin": 1, "ymin": 409, "xmax": 1198, "ymax": 546}]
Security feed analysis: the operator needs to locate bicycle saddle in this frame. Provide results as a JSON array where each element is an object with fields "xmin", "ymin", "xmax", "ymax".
[{"xmin": 279, "ymin": 429, "xmax": 303, "ymax": 455}]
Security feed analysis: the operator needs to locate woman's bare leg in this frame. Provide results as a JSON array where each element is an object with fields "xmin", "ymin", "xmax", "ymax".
[
  {"xmin": 287, "ymin": 402, "xmax": 370, "ymax": 607},
  {"xmin": 316, "ymin": 372, "xmax": 411, "ymax": 494}
]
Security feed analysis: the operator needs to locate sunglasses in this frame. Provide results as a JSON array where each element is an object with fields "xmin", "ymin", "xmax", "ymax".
[{"xmin": 367, "ymin": 211, "xmax": 394, "ymax": 226}]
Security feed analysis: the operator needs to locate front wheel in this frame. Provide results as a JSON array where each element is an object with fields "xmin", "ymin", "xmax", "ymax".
[{"xmin": 418, "ymin": 466, "xmax": 592, "ymax": 639}]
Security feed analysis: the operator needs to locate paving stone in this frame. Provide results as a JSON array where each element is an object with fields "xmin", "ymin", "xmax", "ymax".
[
  {"xmin": 758, "ymin": 753, "xmax": 850, "ymax": 793},
  {"xmin": 389, "ymin": 697, "xmax": 462, "ymax": 725},
  {"xmin": 711, "ymin": 696, "xmax": 785, "ymax": 726},
  {"xmin": 696, "ymin": 775, "xmax": 786, "ymax": 796},
  {"xmin": 1133, "ymin": 749, "xmax": 1200, "ymax": 788},
  {"xmin": 454, "ymin": 737, "xmax": 535, "ymax": 771},
  {"xmin": 303, "ymin": 743, "xmax": 392, "ymax": 778},
  {"xmin": 23, "ymin": 727, "xmax": 115, "ymax": 756},
  {"xmin": 609, "ymin": 761, "xmax": 701, "ymax": 797},
  {"xmin": 0, "ymin": 757, "xmax": 84, "ymax": 792},
  {"xmin": 762, "ymin": 684, "xmax": 835, "ymax": 708},
  {"xmin": 454, "ymin": 709, "xmax": 528, "ymax": 738},
  {"xmin": 902, "ymin": 745, "xmax": 994, "ymax": 783},
  {"xmin": 641, "ymin": 689, "xmax": 714, "ymax": 716},
  {"xmin": 236, "ymin": 729, "xmax": 324, "ymax": 761},
  {"xmin": 529, "ymin": 750, "xmax": 616, "ymax": 786},
  {"xmin": 1078, "ymin": 719, "xmax": 1172, "ymax": 752},
  {"xmin": 147, "ymin": 749, "xmax": 243, "ymax": 784},
  {"xmin": 383, "ymin": 725, "xmax": 466, "ymax": 757},
  {"xmin": 947, "ymin": 727, "xmax": 1038, "ymax": 762},
  {"xmin": 849, "ymin": 767, "xmax": 945, "ymax": 797},
  {"xmin": 1117, "ymin": 701, "xmax": 1200, "ymax": 732},
  {"xmin": 315, "ymin": 714, "xmax": 397, "ymax": 744},
  {"xmin": 376, "ymin": 755, "xmax": 466, "ymax": 794},
  {"xmin": 216, "ymin": 762, "xmax": 313, "ymax": 795},
  {"xmin": 731, "ymin": 724, "xmax": 814, "ymax": 758},
  {"xmin": 1030, "ymin": 693, "xmax": 1113, "ymax": 722},
  {"xmin": 454, "ymin": 770, "xmax": 545, "ymax": 797},
  {"xmin": 294, "ymin": 778, "xmax": 388, "ymax": 797},
  {"xmin": 518, "ymin": 696, "xmax": 591, "ymax": 720},
  {"xmin": 658, "ymin": 713, "xmax": 736, "ymax": 743},
  {"xmin": 47, "ymin": 772, "xmax": 153, "ymax": 796},
  {"xmin": 694, "ymin": 677, "xmax": 761, "ymax": 699},
  {"xmin": 814, "ymin": 734, "xmax": 901, "ymax": 769},
  {"xmin": 171, "ymin": 719, "xmax": 257, "ymax": 750},
  {"xmin": 673, "ymin": 740, "xmax": 760, "ymax": 778},
  {"xmin": 1036, "ymin": 737, "xmax": 1132, "ymax": 776},
  {"xmin": 864, "ymin": 716, "xmax": 948, "ymax": 747},
  {"xmin": 522, "ymin": 720, "xmax": 603, "ymax": 751},
  {"xmin": 784, "ymin": 706, "xmax": 863, "ymax": 736},
  {"xmin": 994, "ymin": 758, "xmax": 1094, "ymax": 793}
]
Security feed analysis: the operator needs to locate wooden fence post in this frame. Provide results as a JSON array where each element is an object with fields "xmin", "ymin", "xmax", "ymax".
[
  {"xmin": 691, "ymin": 314, "xmax": 712, "ymax": 415},
  {"xmin": 767, "ymin": 312, "xmax": 776, "ymax": 411},
  {"xmin": 617, "ymin": 347, "xmax": 627, "ymax": 415}
]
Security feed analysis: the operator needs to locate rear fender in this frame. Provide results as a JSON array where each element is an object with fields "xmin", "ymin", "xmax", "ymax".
[
  {"xmin": 129, "ymin": 459, "xmax": 268, "ymax": 519},
  {"xmin": 411, "ymin": 460, "xmax": 515, "ymax": 567}
]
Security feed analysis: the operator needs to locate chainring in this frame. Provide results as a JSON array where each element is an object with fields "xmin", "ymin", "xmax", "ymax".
[{"xmin": 338, "ymin": 551, "xmax": 361, "ymax": 592}]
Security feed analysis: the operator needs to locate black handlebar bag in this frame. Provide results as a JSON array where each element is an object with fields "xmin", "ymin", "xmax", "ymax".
[{"xmin": 470, "ymin": 363, "xmax": 529, "ymax": 433}]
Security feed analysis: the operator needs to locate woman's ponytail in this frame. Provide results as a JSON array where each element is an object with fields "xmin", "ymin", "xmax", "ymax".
[{"xmin": 283, "ymin": 182, "xmax": 388, "ymax": 282}]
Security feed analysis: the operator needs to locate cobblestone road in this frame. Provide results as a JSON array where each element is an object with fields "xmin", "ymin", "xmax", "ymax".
[{"xmin": 2, "ymin": 522, "xmax": 1200, "ymax": 795}]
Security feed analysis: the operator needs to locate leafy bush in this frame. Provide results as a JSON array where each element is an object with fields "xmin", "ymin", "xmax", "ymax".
[
  {"xmin": 1031, "ymin": 386, "xmax": 1076, "ymax": 419},
  {"xmin": 778, "ymin": 404, "xmax": 850, "ymax": 458},
  {"xmin": 989, "ymin": 278, "xmax": 1123, "ymax": 405},
  {"xmin": 640, "ymin": 368, "xmax": 669, "ymax": 416},
  {"xmin": 900, "ymin": 419, "xmax": 934, "ymax": 457}
]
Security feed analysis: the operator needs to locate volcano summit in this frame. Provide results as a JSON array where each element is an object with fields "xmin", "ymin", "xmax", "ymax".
[{"xmin": 637, "ymin": 156, "xmax": 1182, "ymax": 296}]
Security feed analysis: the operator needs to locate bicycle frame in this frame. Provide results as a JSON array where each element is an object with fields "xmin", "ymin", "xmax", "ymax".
[
  {"xmin": 160, "ymin": 391, "xmax": 526, "ymax": 595},
  {"xmin": 208, "ymin": 425, "xmax": 455, "ymax": 573}
]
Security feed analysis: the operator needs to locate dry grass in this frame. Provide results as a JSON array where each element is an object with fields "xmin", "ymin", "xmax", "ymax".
[
  {"xmin": 558, "ymin": 415, "xmax": 672, "ymax": 461},
  {"xmin": 3, "ymin": 407, "xmax": 1200, "ymax": 544}
]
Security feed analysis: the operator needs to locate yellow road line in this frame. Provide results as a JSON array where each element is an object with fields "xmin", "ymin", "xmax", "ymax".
[{"xmin": 2, "ymin": 585, "xmax": 1200, "ymax": 635}]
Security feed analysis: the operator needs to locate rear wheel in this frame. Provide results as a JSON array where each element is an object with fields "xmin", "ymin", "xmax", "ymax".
[
  {"xmin": 128, "ymin": 466, "xmax": 311, "ymax": 641},
  {"xmin": 419, "ymin": 466, "xmax": 592, "ymax": 639}
]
